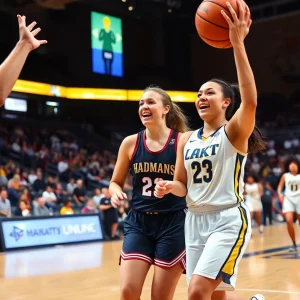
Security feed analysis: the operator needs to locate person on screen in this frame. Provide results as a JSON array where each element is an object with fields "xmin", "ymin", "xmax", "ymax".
[
  {"xmin": 99, "ymin": 16, "xmax": 116, "ymax": 75},
  {"xmin": 0, "ymin": 15, "xmax": 47, "ymax": 106}
]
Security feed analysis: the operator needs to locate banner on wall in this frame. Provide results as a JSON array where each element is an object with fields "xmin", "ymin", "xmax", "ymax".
[{"xmin": 0, "ymin": 215, "xmax": 103, "ymax": 251}]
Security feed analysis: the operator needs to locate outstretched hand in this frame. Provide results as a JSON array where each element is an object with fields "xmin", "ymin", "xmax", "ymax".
[
  {"xmin": 17, "ymin": 15, "xmax": 47, "ymax": 51},
  {"xmin": 221, "ymin": 0, "xmax": 252, "ymax": 47}
]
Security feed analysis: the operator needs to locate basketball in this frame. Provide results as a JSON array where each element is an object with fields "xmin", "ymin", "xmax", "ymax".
[{"xmin": 195, "ymin": 0, "xmax": 247, "ymax": 49}]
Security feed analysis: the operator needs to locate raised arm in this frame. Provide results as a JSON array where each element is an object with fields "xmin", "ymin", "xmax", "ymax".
[
  {"xmin": 109, "ymin": 134, "xmax": 136, "ymax": 207},
  {"xmin": 0, "ymin": 15, "xmax": 47, "ymax": 105},
  {"xmin": 222, "ymin": 2, "xmax": 256, "ymax": 152}
]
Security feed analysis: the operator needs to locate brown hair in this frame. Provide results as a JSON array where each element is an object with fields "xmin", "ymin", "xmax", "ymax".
[
  {"xmin": 209, "ymin": 78, "xmax": 267, "ymax": 154},
  {"xmin": 143, "ymin": 85, "xmax": 190, "ymax": 133}
]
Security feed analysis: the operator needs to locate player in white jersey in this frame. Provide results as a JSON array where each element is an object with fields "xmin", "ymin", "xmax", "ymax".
[
  {"xmin": 244, "ymin": 175, "xmax": 263, "ymax": 234},
  {"xmin": 277, "ymin": 159, "xmax": 300, "ymax": 253},
  {"xmin": 154, "ymin": 2, "xmax": 267, "ymax": 300}
]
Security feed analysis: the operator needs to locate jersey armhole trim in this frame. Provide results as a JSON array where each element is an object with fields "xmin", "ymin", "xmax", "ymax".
[
  {"xmin": 223, "ymin": 126, "xmax": 247, "ymax": 157},
  {"xmin": 175, "ymin": 132, "xmax": 179, "ymax": 152},
  {"xmin": 130, "ymin": 133, "xmax": 140, "ymax": 164}
]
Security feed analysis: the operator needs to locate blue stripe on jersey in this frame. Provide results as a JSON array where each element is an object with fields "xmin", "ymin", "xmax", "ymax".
[{"xmin": 130, "ymin": 129, "xmax": 186, "ymax": 213}]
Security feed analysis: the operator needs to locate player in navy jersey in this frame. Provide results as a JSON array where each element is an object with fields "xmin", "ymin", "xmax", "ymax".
[
  {"xmin": 0, "ymin": 15, "xmax": 47, "ymax": 106},
  {"xmin": 109, "ymin": 86, "xmax": 189, "ymax": 300}
]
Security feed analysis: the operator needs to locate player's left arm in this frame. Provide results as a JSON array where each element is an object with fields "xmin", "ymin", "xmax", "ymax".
[
  {"xmin": 222, "ymin": 1, "xmax": 256, "ymax": 152},
  {"xmin": 258, "ymin": 183, "xmax": 263, "ymax": 196}
]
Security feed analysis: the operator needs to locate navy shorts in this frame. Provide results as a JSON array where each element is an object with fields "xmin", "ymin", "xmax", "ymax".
[{"xmin": 120, "ymin": 209, "xmax": 186, "ymax": 271}]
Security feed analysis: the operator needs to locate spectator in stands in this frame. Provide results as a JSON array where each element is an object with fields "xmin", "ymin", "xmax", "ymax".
[
  {"xmin": 58, "ymin": 157, "xmax": 69, "ymax": 182},
  {"xmin": 42, "ymin": 185, "xmax": 57, "ymax": 208},
  {"xmin": 28, "ymin": 169, "xmax": 37, "ymax": 185},
  {"xmin": 99, "ymin": 187, "xmax": 118, "ymax": 239},
  {"xmin": 93, "ymin": 188, "xmax": 102, "ymax": 206},
  {"xmin": 54, "ymin": 183, "xmax": 67, "ymax": 203},
  {"xmin": 6, "ymin": 180, "xmax": 19, "ymax": 207},
  {"xmin": 73, "ymin": 179, "xmax": 86, "ymax": 206},
  {"xmin": 0, "ymin": 190, "xmax": 11, "ymax": 218},
  {"xmin": 15, "ymin": 199, "xmax": 30, "ymax": 217},
  {"xmin": 46, "ymin": 176, "xmax": 56, "ymax": 189},
  {"xmin": 0, "ymin": 162, "xmax": 7, "ymax": 186},
  {"xmin": 11, "ymin": 174, "xmax": 21, "ymax": 191},
  {"xmin": 20, "ymin": 171, "xmax": 29, "ymax": 187},
  {"xmin": 33, "ymin": 197, "xmax": 50, "ymax": 216},
  {"xmin": 33, "ymin": 172, "xmax": 46, "ymax": 193},
  {"xmin": 81, "ymin": 198, "xmax": 98, "ymax": 214},
  {"xmin": 87, "ymin": 165, "xmax": 101, "ymax": 185},
  {"xmin": 20, "ymin": 187, "xmax": 32, "ymax": 206},
  {"xmin": 66, "ymin": 178, "xmax": 76, "ymax": 195},
  {"xmin": 60, "ymin": 200, "xmax": 74, "ymax": 215}
]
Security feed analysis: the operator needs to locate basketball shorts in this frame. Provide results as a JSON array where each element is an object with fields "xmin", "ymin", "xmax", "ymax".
[
  {"xmin": 245, "ymin": 199, "xmax": 262, "ymax": 212},
  {"xmin": 120, "ymin": 209, "xmax": 186, "ymax": 271},
  {"xmin": 185, "ymin": 203, "xmax": 251, "ymax": 291},
  {"xmin": 283, "ymin": 197, "xmax": 300, "ymax": 214}
]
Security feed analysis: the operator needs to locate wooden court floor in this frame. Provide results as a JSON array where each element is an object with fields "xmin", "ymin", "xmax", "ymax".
[{"xmin": 0, "ymin": 224, "xmax": 299, "ymax": 300}]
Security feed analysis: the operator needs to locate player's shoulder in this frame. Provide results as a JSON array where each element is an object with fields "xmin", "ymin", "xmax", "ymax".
[
  {"xmin": 120, "ymin": 133, "xmax": 139, "ymax": 150},
  {"xmin": 178, "ymin": 131, "xmax": 194, "ymax": 144}
]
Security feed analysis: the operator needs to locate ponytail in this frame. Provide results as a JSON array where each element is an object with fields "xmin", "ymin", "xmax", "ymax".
[
  {"xmin": 143, "ymin": 85, "xmax": 190, "ymax": 133},
  {"xmin": 210, "ymin": 79, "xmax": 267, "ymax": 154}
]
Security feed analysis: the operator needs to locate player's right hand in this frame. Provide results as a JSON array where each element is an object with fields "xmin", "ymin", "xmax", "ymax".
[
  {"xmin": 154, "ymin": 180, "xmax": 173, "ymax": 198},
  {"xmin": 17, "ymin": 15, "xmax": 47, "ymax": 51},
  {"xmin": 278, "ymin": 193, "xmax": 284, "ymax": 203},
  {"xmin": 111, "ymin": 191, "xmax": 127, "ymax": 208}
]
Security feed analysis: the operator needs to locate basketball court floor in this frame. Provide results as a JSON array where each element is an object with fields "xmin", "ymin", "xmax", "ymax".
[{"xmin": 0, "ymin": 223, "xmax": 299, "ymax": 300}]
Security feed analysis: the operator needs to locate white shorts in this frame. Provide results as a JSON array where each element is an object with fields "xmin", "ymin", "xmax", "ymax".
[
  {"xmin": 283, "ymin": 197, "xmax": 300, "ymax": 214},
  {"xmin": 185, "ymin": 203, "xmax": 251, "ymax": 291},
  {"xmin": 245, "ymin": 199, "xmax": 262, "ymax": 212}
]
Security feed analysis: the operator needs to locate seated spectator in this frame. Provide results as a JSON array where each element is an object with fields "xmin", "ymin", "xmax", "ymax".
[
  {"xmin": 20, "ymin": 187, "xmax": 32, "ymax": 205},
  {"xmin": 93, "ymin": 188, "xmax": 103, "ymax": 206},
  {"xmin": 0, "ymin": 190, "xmax": 11, "ymax": 218},
  {"xmin": 58, "ymin": 157, "xmax": 70, "ymax": 182},
  {"xmin": 15, "ymin": 199, "xmax": 31, "ymax": 217},
  {"xmin": 81, "ymin": 198, "xmax": 98, "ymax": 214},
  {"xmin": 33, "ymin": 197, "xmax": 50, "ymax": 216},
  {"xmin": 54, "ymin": 183, "xmax": 68, "ymax": 203},
  {"xmin": 66, "ymin": 178, "xmax": 77, "ymax": 195},
  {"xmin": 0, "ymin": 162, "xmax": 8, "ymax": 186},
  {"xmin": 11, "ymin": 174, "xmax": 21, "ymax": 191},
  {"xmin": 42, "ymin": 185, "xmax": 57, "ymax": 208},
  {"xmin": 60, "ymin": 200, "xmax": 74, "ymax": 215},
  {"xmin": 46, "ymin": 176, "xmax": 56, "ymax": 189},
  {"xmin": 6, "ymin": 180, "xmax": 19, "ymax": 207},
  {"xmin": 28, "ymin": 169, "xmax": 37, "ymax": 185},
  {"xmin": 72, "ymin": 179, "xmax": 86, "ymax": 206},
  {"xmin": 20, "ymin": 171, "xmax": 29, "ymax": 187},
  {"xmin": 33, "ymin": 172, "xmax": 46, "ymax": 193}
]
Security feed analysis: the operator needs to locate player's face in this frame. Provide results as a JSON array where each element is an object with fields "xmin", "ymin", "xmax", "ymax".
[
  {"xmin": 139, "ymin": 91, "xmax": 169, "ymax": 127},
  {"xmin": 289, "ymin": 162, "xmax": 299, "ymax": 174},
  {"xmin": 247, "ymin": 176, "xmax": 254, "ymax": 184},
  {"xmin": 196, "ymin": 82, "xmax": 231, "ymax": 122}
]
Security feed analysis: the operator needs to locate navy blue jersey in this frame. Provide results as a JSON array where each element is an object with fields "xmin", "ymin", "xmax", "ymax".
[{"xmin": 130, "ymin": 129, "xmax": 186, "ymax": 212}]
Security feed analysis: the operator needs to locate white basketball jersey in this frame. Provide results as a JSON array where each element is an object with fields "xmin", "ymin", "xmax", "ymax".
[
  {"xmin": 245, "ymin": 183, "xmax": 261, "ymax": 202},
  {"xmin": 285, "ymin": 172, "xmax": 300, "ymax": 201},
  {"xmin": 184, "ymin": 126, "xmax": 247, "ymax": 212}
]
